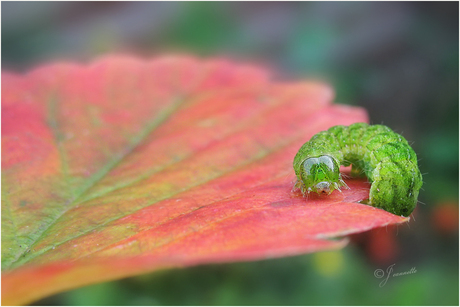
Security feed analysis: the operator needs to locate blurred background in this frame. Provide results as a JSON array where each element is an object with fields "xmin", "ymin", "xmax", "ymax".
[{"xmin": 2, "ymin": 2, "xmax": 458, "ymax": 305}]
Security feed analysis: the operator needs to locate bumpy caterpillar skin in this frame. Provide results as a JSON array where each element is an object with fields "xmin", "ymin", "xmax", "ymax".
[{"xmin": 293, "ymin": 123, "xmax": 422, "ymax": 217}]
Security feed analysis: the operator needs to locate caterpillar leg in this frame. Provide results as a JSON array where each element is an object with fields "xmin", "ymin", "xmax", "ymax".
[
  {"xmin": 292, "ymin": 179, "xmax": 303, "ymax": 193},
  {"xmin": 294, "ymin": 174, "xmax": 349, "ymax": 197}
]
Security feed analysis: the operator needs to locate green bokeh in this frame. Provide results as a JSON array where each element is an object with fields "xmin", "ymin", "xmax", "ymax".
[{"xmin": 40, "ymin": 246, "xmax": 458, "ymax": 305}]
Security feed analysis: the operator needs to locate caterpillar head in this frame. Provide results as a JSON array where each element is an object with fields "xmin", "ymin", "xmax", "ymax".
[{"xmin": 298, "ymin": 155, "xmax": 348, "ymax": 195}]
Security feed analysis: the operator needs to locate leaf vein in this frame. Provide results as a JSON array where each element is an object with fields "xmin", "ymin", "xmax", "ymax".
[{"xmin": 7, "ymin": 96, "xmax": 185, "ymax": 269}]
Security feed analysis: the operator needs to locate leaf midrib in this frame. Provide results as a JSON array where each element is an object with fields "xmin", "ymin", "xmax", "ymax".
[
  {"xmin": 5, "ymin": 95, "xmax": 185, "ymax": 270},
  {"xmin": 18, "ymin": 136, "xmax": 294, "ymax": 266},
  {"xmin": 11, "ymin": 110, "xmax": 328, "ymax": 267},
  {"xmin": 6, "ymin": 83, "xmax": 324, "ymax": 270}
]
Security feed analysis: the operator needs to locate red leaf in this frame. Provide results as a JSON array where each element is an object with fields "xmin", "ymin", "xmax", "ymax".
[
  {"xmin": 1, "ymin": 55, "xmax": 408, "ymax": 305},
  {"xmin": 432, "ymin": 202, "xmax": 459, "ymax": 235}
]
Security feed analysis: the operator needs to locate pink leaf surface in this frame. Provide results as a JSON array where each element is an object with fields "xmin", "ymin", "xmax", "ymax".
[{"xmin": 1, "ymin": 55, "xmax": 408, "ymax": 305}]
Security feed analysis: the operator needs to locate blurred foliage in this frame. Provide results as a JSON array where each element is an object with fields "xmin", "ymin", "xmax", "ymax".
[
  {"xmin": 2, "ymin": 2, "xmax": 458, "ymax": 305},
  {"xmin": 37, "ymin": 246, "xmax": 458, "ymax": 306}
]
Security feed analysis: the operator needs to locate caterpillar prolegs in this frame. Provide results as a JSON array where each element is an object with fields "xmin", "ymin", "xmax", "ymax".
[{"xmin": 293, "ymin": 123, "xmax": 422, "ymax": 217}]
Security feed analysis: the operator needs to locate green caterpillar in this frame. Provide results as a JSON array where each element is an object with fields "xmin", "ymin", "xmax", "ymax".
[{"xmin": 293, "ymin": 123, "xmax": 422, "ymax": 217}]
